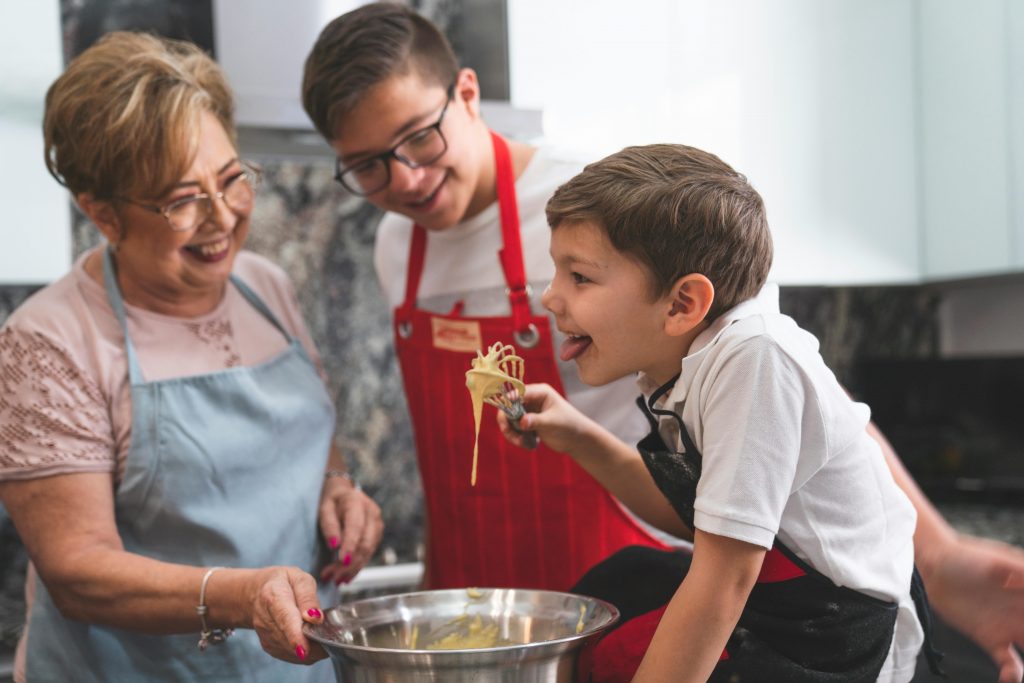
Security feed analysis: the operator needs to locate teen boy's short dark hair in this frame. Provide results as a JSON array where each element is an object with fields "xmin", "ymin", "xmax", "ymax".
[
  {"xmin": 546, "ymin": 144, "xmax": 773, "ymax": 320},
  {"xmin": 302, "ymin": 2, "xmax": 459, "ymax": 141}
]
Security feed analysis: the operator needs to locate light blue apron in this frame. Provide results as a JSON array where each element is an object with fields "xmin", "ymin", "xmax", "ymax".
[{"xmin": 25, "ymin": 249, "xmax": 335, "ymax": 682}]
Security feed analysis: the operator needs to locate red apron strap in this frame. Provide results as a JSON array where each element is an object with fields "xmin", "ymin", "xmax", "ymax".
[
  {"xmin": 757, "ymin": 545, "xmax": 807, "ymax": 583},
  {"xmin": 491, "ymin": 131, "xmax": 533, "ymax": 334},
  {"xmin": 398, "ymin": 132, "xmax": 530, "ymax": 332},
  {"xmin": 398, "ymin": 223, "xmax": 428, "ymax": 324}
]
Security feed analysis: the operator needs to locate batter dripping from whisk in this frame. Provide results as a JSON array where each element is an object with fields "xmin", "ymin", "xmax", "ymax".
[{"xmin": 465, "ymin": 342, "xmax": 526, "ymax": 486}]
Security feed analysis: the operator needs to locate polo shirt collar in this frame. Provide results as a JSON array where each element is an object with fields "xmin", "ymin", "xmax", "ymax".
[{"xmin": 636, "ymin": 283, "xmax": 781, "ymax": 407}]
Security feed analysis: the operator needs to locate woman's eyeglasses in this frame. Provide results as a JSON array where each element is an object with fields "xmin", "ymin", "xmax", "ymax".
[{"xmin": 121, "ymin": 161, "xmax": 262, "ymax": 232}]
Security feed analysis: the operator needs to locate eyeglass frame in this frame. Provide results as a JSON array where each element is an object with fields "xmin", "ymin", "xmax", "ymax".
[
  {"xmin": 118, "ymin": 161, "xmax": 262, "ymax": 232},
  {"xmin": 333, "ymin": 82, "xmax": 456, "ymax": 196}
]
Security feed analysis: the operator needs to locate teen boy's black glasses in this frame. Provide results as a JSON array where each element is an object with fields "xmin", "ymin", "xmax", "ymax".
[{"xmin": 334, "ymin": 83, "xmax": 455, "ymax": 196}]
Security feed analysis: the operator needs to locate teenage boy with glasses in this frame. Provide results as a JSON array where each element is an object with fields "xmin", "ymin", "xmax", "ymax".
[{"xmin": 302, "ymin": 2, "xmax": 671, "ymax": 594}]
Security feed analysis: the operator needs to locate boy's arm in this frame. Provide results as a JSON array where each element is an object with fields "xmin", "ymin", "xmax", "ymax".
[
  {"xmin": 503, "ymin": 383, "xmax": 692, "ymax": 539},
  {"xmin": 632, "ymin": 529, "xmax": 765, "ymax": 682}
]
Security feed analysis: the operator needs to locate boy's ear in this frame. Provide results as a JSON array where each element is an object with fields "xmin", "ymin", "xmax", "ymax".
[
  {"xmin": 76, "ymin": 193, "xmax": 124, "ymax": 246},
  {"xmin": 664, "ymin": 274, "xmax": 714, "ymax": 337},
  {"xmin": 453, "ymin": 67, "xmax": 481, "ymax": 118}
]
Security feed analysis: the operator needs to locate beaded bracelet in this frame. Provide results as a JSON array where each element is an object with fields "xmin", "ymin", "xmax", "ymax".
[{"xmin": 197, "ymin": 567, "xmax": 234, "ymax": 651}]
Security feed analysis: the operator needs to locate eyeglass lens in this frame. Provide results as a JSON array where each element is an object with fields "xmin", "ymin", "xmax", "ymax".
[
  {"xmin": 341, "ymin": 126, "xmax": 447, "ymax": 195},
  {"xmin": 167, "ymin": 171, "xmax": 256, "ymax": 231}
]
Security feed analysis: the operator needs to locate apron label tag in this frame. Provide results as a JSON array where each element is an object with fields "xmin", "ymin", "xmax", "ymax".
[{"xmin": 431, "ymin": 317, "xmax": 483, "ymax": 353}]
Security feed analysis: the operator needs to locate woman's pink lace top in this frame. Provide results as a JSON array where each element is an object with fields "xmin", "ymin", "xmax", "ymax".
[{"xmin": 0, "ymin": 248, "xmax": 327, "ymax": 484}]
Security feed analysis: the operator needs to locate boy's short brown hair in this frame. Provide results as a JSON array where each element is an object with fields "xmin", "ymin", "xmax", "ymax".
[
  {"xmin": 302, "ymin": 2, "xmax": 459, "ymax": 141},
  {"xmin": 546, "ymin": 144, "xmax": 773, "ymax": 320}
]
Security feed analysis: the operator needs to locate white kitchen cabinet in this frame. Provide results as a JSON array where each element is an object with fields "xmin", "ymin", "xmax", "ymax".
[
  {"xmin": 510, "ymin": 0, "xmax": 1024, "ymax": 286},
  {"xmin": 0, "ymin": 0, "xmax": 71, "ymax": 284},
  {"xmin": 916, "ymin": 0, "xmax": 1016, "ymax": 280},
  {"xmin": 1010, "ymin": 0, "xmax": 1024, "ymax": 271},
  {"xmin": 509, "ymin": 0, "xmax": 921, "ymax": 286}
]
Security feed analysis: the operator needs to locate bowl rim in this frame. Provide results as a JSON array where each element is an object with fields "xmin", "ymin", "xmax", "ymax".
[{"xmin": 302, "ymin": 587, "xmax": 621, "ymax": 655}]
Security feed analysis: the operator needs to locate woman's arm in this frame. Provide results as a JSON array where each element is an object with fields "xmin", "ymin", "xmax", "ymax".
[
  {"xmin": 0, "ymin": 472, "xmax": 325, "ymax": 663},
  {"xmin": 632, "ymin": 529, "xmax": 765, "ymax": 682},
  {"xmin": 868, "ymin": 422, "xmax": 1024, "ymax": 683},
  {"xmin": 502, "ymin": 382, "xmax": 691, "ymax": 539},
  {"xmin": 317, "ymin": 442, "xmax": 384, "ymax": 585}
]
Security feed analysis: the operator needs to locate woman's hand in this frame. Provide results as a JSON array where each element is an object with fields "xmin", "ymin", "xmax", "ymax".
[
  {"xmin": 921, "ymin": 533, "xmax": 1024, "ymax": 683},
  {"xmin": 496, "ymin": 382, "xmax": 600, "ymax": 457},
  {"xmin": 318, "ymin": 474, "xmax": 384, "ymax": 586},
  {"xmin": 247, "ymin": 566, "xmax": 327, "ymax": 664}
]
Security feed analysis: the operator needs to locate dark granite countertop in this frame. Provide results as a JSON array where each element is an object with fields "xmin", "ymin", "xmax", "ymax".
[{"xmin": 935, "ymin": 502, "xmax": 1024, "ymax": 547}]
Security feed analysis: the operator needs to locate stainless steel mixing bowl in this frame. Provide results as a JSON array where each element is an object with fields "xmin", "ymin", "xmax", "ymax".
[{"xmin": 304, "ymin": 588, "xmax": 620, "ymax": 682}]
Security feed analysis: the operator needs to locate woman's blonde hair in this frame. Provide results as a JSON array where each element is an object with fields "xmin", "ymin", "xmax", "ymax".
[{"xmin": 43, "ymin": 31, "xmax": 235, "ymax": 201}]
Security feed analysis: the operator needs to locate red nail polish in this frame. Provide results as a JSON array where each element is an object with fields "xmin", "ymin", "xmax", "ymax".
[
  {"xmin": 307, "ymin": 608, "xmax": 322, "ymax": 619},
  {"xmin": 328, "ymin": 536, "xmax": 339, "ymax": 549},
  {"xmin": 295, "ymin": 645, "xmax": 307, "ymax": 660},
  {"xmin": 343, "ymin": 553, "xmax": 352, "ymax": 566},
  {"xmin": 335, "ymin": 576, "xmax": 344, "ymax": 586}
]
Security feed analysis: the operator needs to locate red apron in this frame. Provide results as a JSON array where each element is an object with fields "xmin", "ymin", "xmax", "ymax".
[{"xmin": 393, "ymin": 132, "xmax": 667, "ymax": 590}]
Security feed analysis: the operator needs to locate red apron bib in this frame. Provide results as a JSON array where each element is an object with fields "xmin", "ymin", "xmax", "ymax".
[{"xmin": 393, "ymin": 132, "xmax": 667, "ymax": 590}]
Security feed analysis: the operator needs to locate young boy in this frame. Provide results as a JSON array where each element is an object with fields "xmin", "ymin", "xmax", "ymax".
[
  {"xmin": 502, "ymin": 144, "xmax": 935, "ymax": 682},
  {"xmin": 300, "ymin": 3, "xmax": 669, "ymax": 591}
]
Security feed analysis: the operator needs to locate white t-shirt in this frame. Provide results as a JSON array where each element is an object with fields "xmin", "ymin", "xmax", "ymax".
[
  {"xmin": 638, "ymin": 286, "xmax": 923, "ymax": 682},
  {"xmin": 374, "ymin": 145, "xmax": 647, "ymax": 448}
]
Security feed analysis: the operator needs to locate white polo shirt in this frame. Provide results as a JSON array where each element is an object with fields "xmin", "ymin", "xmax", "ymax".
[{"xmin": 638, "ymin": 285, "xmax": 923, "ymax": 682}]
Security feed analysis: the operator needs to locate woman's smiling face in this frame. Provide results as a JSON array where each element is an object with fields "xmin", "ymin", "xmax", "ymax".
[
  {"xmin": 542, "ymin": 220, "xmax": 685, "ymax": 387},
  {"xmin": 109, "ymin": 111, "xmax": 252, "ymax": 317}
]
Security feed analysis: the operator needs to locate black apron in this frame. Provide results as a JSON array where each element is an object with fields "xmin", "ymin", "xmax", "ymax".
[{"xmin": 575, "ymin": 375, "xmax": 945, "ymax": 682}]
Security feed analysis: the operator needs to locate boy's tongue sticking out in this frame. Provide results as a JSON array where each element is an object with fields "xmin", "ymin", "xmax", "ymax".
[{"xmin": 560, "ymin": 335, "xmax": 592, "ymax": 362}]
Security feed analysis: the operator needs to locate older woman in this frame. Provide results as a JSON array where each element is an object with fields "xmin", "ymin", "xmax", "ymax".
[{"xmin": 0, "ymin": 32, "xmax": 382, "ymax": 682}]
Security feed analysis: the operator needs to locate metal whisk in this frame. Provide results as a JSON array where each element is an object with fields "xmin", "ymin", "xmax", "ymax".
[{"xmin": 468, "ymin": 342, "xmax": 538, "ymax": 450}]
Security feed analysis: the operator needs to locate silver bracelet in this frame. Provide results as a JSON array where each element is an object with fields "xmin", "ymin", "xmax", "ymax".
[
  {"xmin": 196, "ymin": 566, "xmax": 234, "ymax": 651},
  {"xmin": 325, "ymin": 469, "xmax": 362, "ymax": 490}
]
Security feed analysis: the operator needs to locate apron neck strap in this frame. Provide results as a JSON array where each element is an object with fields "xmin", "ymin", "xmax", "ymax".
[
  {"xmin": 397, "ymin": 224, "xmax": 428, "ymax": 323},
  {"xmin": 398, "ymin": 131, "xmax": 533, "ymax": 333},
  {"xmin": 102, "ymin": 247, "xmax": 145, "ymax": 385},
  {"xmin": 228, "ymin": 275, "xmax": 293, "ymax": 342},
  {"xmin": 636, "ymin": 372, "xmax": 700, "ymax": 456},
  {"xmin": 101, "ymin": 247, "xmax": 294, "ymax": 385}
]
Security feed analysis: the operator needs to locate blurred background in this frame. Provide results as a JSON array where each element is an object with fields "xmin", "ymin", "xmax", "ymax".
[{"xmin": 1, "ymin": 1, "xmax": 1022, "ymax": 680}]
